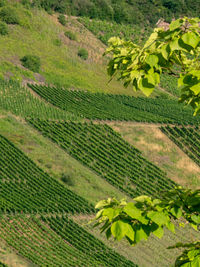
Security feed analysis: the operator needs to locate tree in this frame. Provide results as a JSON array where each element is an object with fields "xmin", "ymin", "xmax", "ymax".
[
  {"xmin": 93, "ymin": 17, "xmax": 200, "ymax": 267},
  {"xmin": 104, "ymin": 17, "xmax": 200, "ymax": 115}
]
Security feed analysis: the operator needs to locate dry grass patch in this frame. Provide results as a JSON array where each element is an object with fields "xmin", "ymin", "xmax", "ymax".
[{"xmin": 109, "ymin": 122, "xmax": 200, "ymax": 188}]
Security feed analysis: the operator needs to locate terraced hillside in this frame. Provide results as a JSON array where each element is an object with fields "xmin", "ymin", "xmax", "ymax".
[
  {"xmin": 0, "ymin": 133, "xmax": 137, "ymax": 266},
  {"xmin": 0, "ymin": 134, "xmax": 93, "ymax": 214},
  {"xmin": 28, "ymin": 119, "xmax": 176, "ymax": 198},
  {"xmin": 29, "ymin": 84, "xmax": 200, "ymax": 124},
  {"xmin": 0, "ymin": 1, "xmax": 199, "ymax": 266}
]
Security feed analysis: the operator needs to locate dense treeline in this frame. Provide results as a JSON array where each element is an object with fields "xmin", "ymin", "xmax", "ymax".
[{"xmin": 30, "ymin": 0, "xmax": 200, "ymax": 26}]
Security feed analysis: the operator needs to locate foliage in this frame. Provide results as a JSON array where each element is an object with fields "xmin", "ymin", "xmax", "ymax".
[
  {"xmin": 0, "ymin": 6, "xmax": 20, "ymax": 24},
  {"xmin": 20, "ymin": 55, "xmax": 41, "ymax": 72},
  {"xmin": 53, "ymin": 38, "xmax": 61, "ymax": 46},
  {"xmin": 21, "ymin": 0, "xmax": 31, "ymax": 9},
  {"xmin": 28, "ymin": 119, "xmax": 176, "ymax": 198},
  {"xmin": 93, "ymin": 187, "xmax": 200, "ymax": 267},
  {"xmin": 29, "ymin": 84, "xmax": 200, "ymax": 124},
  {"xmin": 160, "ymin": 125, "xmax": 200, "ymax": 167},
  {"xmin": 105, "ymin": 17, "xmax": 200, "ymax": 115},
  {"xmin": 32, "ymin": 0, "xmax": 67, "ymax": 13},
  {"xmin": 61, "ymin": 173, "xmax": 74, "ymax": 186},
  {"xmin": 78, "ymin": 48, "xmax": 88, "ymax": 60},
  {"xmin": 30, "ymin": 0, "xmax": 200, "ymax": 27},
  {"xmin": 0, "ymin": 21, "xmax": 8, "ymax": 35},
  {"xmin": 0, "ymin": 0, "xmax": 7, "ymax": 8},
  {"xmin": 64, "ymin": 30, "xmax": 77, "ymax": 41},
  {"xmin": 58, "ymin": 14, "xmax": 67, "ymax": 26}
]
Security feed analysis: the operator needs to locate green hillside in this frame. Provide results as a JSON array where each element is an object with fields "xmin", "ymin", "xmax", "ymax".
[
  {"xmin": 0, "ymin": 1, "xmax": 200, "ymax": 267},
  {"xmin": 0, "ymin": 1, "xmax": 138, "ymax": 95}
]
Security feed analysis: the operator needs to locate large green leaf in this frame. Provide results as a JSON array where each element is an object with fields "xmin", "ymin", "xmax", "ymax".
[
  {"xmin": 169, "ymin": 19, "xmax": 182, "ymax": 31},
  {"xmin": 153, "ymin": 226, "xmax": 164, "ymax": 238},
  {"xmin": 111, "ymin": 221, "xmax": 126, "ymax": 241},
  {"xmin": 111, "ymin": 221, "xmax": 134, "ymax": 241},
  {"xmin": 147, "ymin": 211, "xmax": 169, "ymax": 226},
  {"xmin": 146, "ymin": 54, "xmax": 159, "ymax": 67},
  {"xmin": 135, "ymin": 226, "xmax": 148, "ymax": 243},
  {"xmin": 182, "ymin": 32, "xmax": 200, "ymax": 49},
  {"xmin": 138, "ymin": 77, "xmax": 155, "ymax": 96},
  {"xmin": 103, "ymin": 208, "xmax": 120, "ymax": 221},
  {"xmin": 170, "ymin": 38, "xmax": 181, "ymax": 51},
  {"xmin": 190, "ymin": 84, "xmax": 200, "ymax": 95},
  {"xmin": 170, "ymin": 206, "xmax": 182, "ymax": 219},
  {"xmin": 123, "ymin": 203, "xmax": 142, "ymax": 219},
  {"xmin": 191, "ymin": 215, "xmax": 200, "ymax": 224},
  {"xmin": 133, "ymin": 195, "xmax": 151, "ymax": 203}
]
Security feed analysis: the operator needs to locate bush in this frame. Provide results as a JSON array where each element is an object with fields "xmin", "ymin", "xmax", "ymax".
[
  {"xmin": 21, "ymin": 0, "xmax": 31, "ymax": 8},
  {"xmin": 61, "ymin": 173, "xmax": 74, "ymax": 186},
  {"xmin": 0, "ymin": 6, "xmax": 20, "ymax": 24},
  {"xmin": 20, "ymin": 55, "xmax": 41, "ymax": 72},
  {"xmin": 78, "ymin": 48, "xmax": 88, "ymax": 60},
  {"xmin": 0, "ymin": 21, "xmax": 8, "ymax": 35},
  {"xmin": 58, "ymin": 14, "xmax": 66, "ymax": 26},
  {"xmin": 53, "ymin": 38, "xmax": 62, "ymax": 46},
  {"xmin": 64, "ymin": 30, "xmax": 77, "ymax": 41},
  {"xmin": 0, "ymin": 0, "xmax": 7, "ymax": 7}
]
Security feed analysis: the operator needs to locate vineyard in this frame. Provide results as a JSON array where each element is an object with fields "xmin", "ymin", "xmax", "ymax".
[
  {"xmin": 160, "ymin": 74, "xmax": 180, "ymax": 97},
  {"xmin": 78, "ymin": 17, "xmax": 152, "ymax": 45},
  {"xmin": 160, "ymin": 125, "xmax": 200, "ymax": 167},
  {"xmin": 28, "ymin": 84, "xmax": 200, "ymax": 124},
  {"xmin": 0, "ymin": 214, "xmax": 136, "ymax": 267},
  {"xmin": 28, "ymin": 119, "xmax": 177, "ymax": 198},
  {"xmin": 0, "ymin": 79, "xmax": 77, "ymax": 120},
  {"xmin": 0, "ymin": 134, "xmax": 93, "ymax": 214}
]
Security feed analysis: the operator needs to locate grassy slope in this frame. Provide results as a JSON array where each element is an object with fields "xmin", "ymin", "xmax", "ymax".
[
  {"xmin": 0, "ymin": 3, "xmax": 141, "ymax": 96},
  {"xmin": 0, "ymin": 240, "xmax": 35, "ymax": 267},
  {"xmin": 109, "ymin": 122, "xmax": 200, "ymax": 188},
  {"xmin": 2, "ymin": 114, "xmax": 200, "ymax": 267}
]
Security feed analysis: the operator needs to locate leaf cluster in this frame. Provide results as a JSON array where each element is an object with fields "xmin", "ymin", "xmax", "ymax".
[
  {"xmin": 105, "ymin": 17, "xmax": 200, "ymax": 115},
  {"xmin": 93, "ymin": 187, "xmax": 200, "ymax": 266}
]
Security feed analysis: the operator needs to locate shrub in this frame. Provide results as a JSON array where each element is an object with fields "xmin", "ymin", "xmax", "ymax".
[
  {"xmin": 58, "ymin": 14, "xmax": 66, "ymax": 26},
  {"xmin": 78, "ymin": 48, "xmax": 88, "ymax": 60},
  {"xmin": 0, "ymin": 6, "xmax": 20, "ymax": 24},
  {"xmin": 0, "ymin": 21, "xmax": 8, "ymax": 35},
  {"xmin": 61, "ymin": 173, "xmax": 74, "ymax": 186},
  {"xmin": 21, "ymin": 0, "xmax": 31, "ymax": 9},
  {"xmin": 20, "ymin": 55, "xmax": 41, "ymax": 72},
  {"xmin": 53, "ymin": 38, "xmax": 62, "ymax": 46},
  {"xmin": 0, "ymin": 0, "xmax": 7, "ymax": 7},
  {"xmin": 64, "ymin": 31, "xmax": 77, "ymax": 41}
]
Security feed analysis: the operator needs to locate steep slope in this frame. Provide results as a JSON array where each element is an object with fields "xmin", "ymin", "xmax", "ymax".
[{"xmin": 0, "ymin": 1, "xmax": 139, "ymax": 95}]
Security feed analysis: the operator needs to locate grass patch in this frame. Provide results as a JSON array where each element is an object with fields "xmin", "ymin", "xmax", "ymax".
[{"xmin": 109, "ymin": 122, "xmax": 200, "ymax": 189}]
